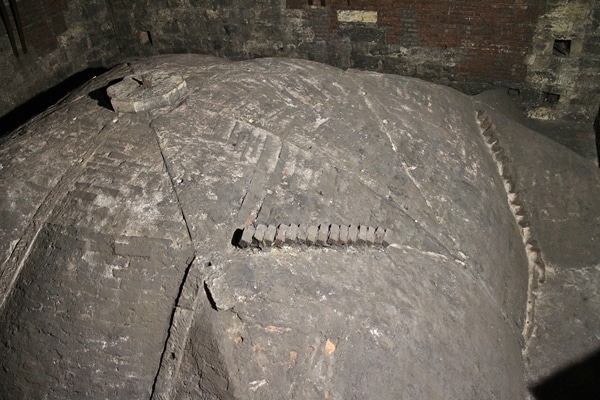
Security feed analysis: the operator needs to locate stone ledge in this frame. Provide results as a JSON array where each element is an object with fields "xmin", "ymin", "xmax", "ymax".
[{"xmin": 234, "ymin": 223, "xmax": 390, "ymax": 249}]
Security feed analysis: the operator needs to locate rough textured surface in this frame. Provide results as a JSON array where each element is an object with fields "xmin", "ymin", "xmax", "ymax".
[
  {"xmin": 0, "ymin": 54, "xmax": 598, "ymax": 399},
  {"xmin": 524, "ymin": 0, "xmax": 600, "ymax": 120},
  {"xmin": 0, "ymin": 63, "xmax": 194, "ymax": 396}
]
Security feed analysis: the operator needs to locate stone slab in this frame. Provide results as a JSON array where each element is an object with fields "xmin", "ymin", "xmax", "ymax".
[{"xmin": 107, "ymin": 71, "xmax": 187, "ymax": 113}]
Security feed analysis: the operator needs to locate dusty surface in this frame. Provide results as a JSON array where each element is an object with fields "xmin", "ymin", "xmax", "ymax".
[{"xmin": 0, "ymin": 54, "xmax": 598, "ymax": 399}]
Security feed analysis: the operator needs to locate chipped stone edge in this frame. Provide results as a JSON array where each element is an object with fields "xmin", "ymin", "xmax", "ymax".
[{"xmin": 476, "ymin": 110, "xmax": 546, "ymax": 344}]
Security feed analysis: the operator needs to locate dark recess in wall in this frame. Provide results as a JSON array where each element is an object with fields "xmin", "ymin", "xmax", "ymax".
[
  {"xmin": 0, "ymin": 67, "xmax": 107, "ymax": 138},
  {"xmin": 543, "ymin": 92, "xmax": 561, "ymax": 106},
  {"xmin": 552, "ymin": 39, "xmax": 571, "ymax": 57},
  {"xmin": 530, "ymin": 347, "xmax": 600, "ymax": 400}
]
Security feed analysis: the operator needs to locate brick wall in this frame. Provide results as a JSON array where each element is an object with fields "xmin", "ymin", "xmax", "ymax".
[
  {"xmin": 0, "ymin": 0, "xmax": 120, "ymax": 119},
  {"xmin": 283, "ymin": 0, "xmax": 599, "ymax": 119},
  {"xmin": 1, "ymin": 0, "xmax": 598, "ymax": 121},
  {"xmin": 18, "ymin": 0, "xmax": 68, "ymax": 56},
  {"xmin": 286, "ymin": 0, "xmax": 545, "ymax": 93}
]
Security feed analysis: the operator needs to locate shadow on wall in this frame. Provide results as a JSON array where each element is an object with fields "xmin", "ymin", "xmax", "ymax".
[
  {"xmin": 0, "ymin": 68, "xmax": 108, "ymax": 138},
  {"xmin": 530, "ymin": 347, "xmax": 600, "ymax": 400}
]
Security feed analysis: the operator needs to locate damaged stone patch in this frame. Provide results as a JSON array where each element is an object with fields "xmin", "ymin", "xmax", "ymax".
[{"xmin": 233, "ymin": 223, "xmax": 391, "ymax": 249}]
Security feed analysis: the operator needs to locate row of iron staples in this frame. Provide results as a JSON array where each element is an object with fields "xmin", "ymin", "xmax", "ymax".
[{"xmin": 236, "ymin": 223, "xmax": 390, "ymax": 249}]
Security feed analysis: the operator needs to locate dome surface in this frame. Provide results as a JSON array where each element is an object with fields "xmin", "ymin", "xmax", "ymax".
[{"xmin": 1, "ymin": 54, "xmax": 598, "ymax": 399}]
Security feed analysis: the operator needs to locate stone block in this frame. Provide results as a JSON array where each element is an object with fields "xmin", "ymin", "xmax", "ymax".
[
  {"xmin": 347, "ymin": 225, "xmax": 358, "ymax": 244},
  {"xmin": 493, "ymin": 147, "xmax": 506, "ymax": 160},
  {"xmin": 264, "ymin": 225, "xmax": 277, "ymax": 246},
  {"xmin": 481, "ymin": 125, "xmax": 494, "ymax": 137},
  {"xmin": 480, "ymin": 117, "xmax": 492, "ymax": 131},
  {"xmin": 382, "ymin": 229, "xmax": 394, "ymax": 247},
  {"xmin": 239, "ymin": 226, "xmax": 255, "ymax": 248},
  {"xmin": 518, "ymin": 219, "xmax": 531, "ymax": 228},
  {"xmin": 306, "ymin": 225, "xmax": 319, "ymax": 245},
  {"xmin": 107, "ymin": 71, "xmax": 187, "ymax": 113},
  {"xmin": 274, "ymin": 224, "xmax": 287, "ymax": 247},
  {"xmin": 357, "ymin": 225, "xmax": 368, "ymax": 245},
  {"xmin": 337, "ymin": 10, "xmax": 378, "ymax": 24},
  {"xmin": 366, "ymin": 226, "xmax": 376, "ymax": 245},
  {"xmin": 501, "ymin": 167, "xmax": 512, "ymax": 181},
  {"xmin": 297, "ymin": 223, "xmax": 309, "ymax": 244},
  {"xmin": 253, "ymin": 224, "xmax": 267, "ymax": 245},
  {"xmin": 316, "ymin": 224, "xmax": 329, "ymax": 246},
  {"xmin": 504, "ymin": 178, "xmax": 516, "ymax": 194},
  {"xmin": 339, "ymin": 225, "xmax": 349, "ymax": 245},
  {"xmin": 286, "ymin": 224, "xmax": 298, "ymax": 244},
  {"xmin": 328, "ymin": 224, "xmax": 340, "ymax": 245},
  {"xmin": 374, "ymin": 227, "xmax": 386, "ymax": 246},
  {"xmin": 339, "ymin": 26, "xmax": 384, "ymax": 43}
]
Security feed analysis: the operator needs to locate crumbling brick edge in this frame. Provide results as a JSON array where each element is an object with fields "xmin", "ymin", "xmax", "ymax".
[
  {"xmin": 476, "ymin": 109, "xmax": 546, "ymax": 344},
  {"xmin": 232, "ymin": 224, "xmax": 390, "ymax": 249}
]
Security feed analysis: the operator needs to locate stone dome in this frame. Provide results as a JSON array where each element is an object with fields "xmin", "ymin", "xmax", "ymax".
[{"xmin": 1, "ymin": 54, "xmax": 599, "ymax": 399}]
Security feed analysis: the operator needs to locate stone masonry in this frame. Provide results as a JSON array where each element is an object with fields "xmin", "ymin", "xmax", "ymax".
[{"xmin": 2, "ymin": 1, "xmax": 600, "ymax": 123}]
